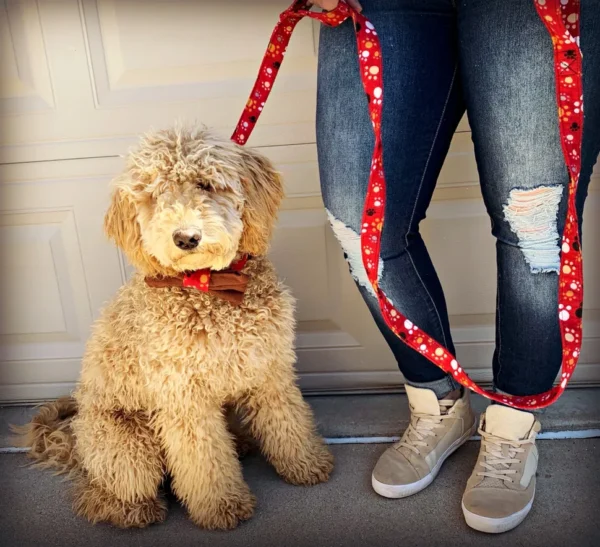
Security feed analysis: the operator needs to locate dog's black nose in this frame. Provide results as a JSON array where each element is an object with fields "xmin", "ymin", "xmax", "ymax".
[{"xmin": 173, "ymin": 230, "xmax": 201, "ymax": 251}]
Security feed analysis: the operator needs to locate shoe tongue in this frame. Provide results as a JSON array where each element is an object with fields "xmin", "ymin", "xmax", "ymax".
[
  {"xmin": 485, "ymin": 404, "xmax": 535, "ymax": 441},
  {"xmin": 405, "ymin": 385, "xmax": 441, "ymax": 416}
]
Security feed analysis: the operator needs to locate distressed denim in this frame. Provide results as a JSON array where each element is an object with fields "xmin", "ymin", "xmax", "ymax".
[{"xmin": 316, "ymin": 0, "xmax": 600, "ymax": 397}]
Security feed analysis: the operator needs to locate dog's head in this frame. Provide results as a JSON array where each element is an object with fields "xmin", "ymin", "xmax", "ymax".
[{"xmin": 104, "ymin": 127, "xmax": 283, "ymax": 276}]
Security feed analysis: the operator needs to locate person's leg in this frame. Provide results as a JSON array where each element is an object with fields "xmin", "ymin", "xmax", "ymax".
[
  {"xmin": 317, "ymin": 0, "xmax": 464, "ymax": 398},
  {"xmin": 460, "ymin": 0, "xmax": 600, "ymax": 398},
  {"xmin": 458, "ymin": 0, "xmax": 600, "ymax": 533},
  {"xmin": 317, "ymin": 0, "xmax": 479, "ymax": 500}
]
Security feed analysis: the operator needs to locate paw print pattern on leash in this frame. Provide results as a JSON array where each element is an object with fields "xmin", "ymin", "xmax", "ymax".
[{"xmin": 231, "ymin": 0, "xmax": 584, "ymax": 410}]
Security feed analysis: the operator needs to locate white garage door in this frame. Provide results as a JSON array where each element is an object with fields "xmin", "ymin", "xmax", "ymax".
[{"xmin": 0, "ymin": 0, "xmax": 598, "ymax": 402}]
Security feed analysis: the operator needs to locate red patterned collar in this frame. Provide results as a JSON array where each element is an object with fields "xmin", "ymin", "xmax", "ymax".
[
  {"xmin": 145, "ymin": 255, "xmax": 250, "ymax": 306},
  {"xmin": 182, "ymin": 254, "xmax": 249, "ymax": 291}
]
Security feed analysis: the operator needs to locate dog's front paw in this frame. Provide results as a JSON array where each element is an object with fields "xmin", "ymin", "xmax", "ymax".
[
  {"xmin": 190, "ymin": 486, "xmax": 256, "ymax": 530},
  {"xmin": 277, "ymin": 443, "xmax": 334, "ymax": 486}
]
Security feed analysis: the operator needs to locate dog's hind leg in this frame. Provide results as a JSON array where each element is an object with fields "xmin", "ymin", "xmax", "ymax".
[
  {"xmin": 154, "ymin": 403, "xmax": 256, "ymax": 530},
  {"xmin": 243, "ymin": 379, "xmax": 334, "ymax": 486},
  {"xmin": 71, "ymin": 407, "xmax": 167, "ymax": 528}
]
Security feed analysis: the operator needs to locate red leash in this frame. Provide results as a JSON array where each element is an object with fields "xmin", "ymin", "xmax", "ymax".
[{"xmin": 231, "ymin": 0, "xmax": 584, "ymax": 410}]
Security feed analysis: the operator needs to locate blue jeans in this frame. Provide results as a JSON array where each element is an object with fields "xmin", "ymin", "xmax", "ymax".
[{"xmin": 316, "ymin": 0, "xmax": 600, "ymax": 398}]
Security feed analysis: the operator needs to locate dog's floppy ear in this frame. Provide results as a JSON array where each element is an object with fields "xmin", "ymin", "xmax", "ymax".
[
  {"xmin": 238, "ymin": 147, "xmax": 284, "ymax": 256},
  {"xmin": 104, "ymin": 184, "xmax": 139, "ymax": 256},
  {"xmin": 104, "ymin": 175, "xmax": 163, "ymax": 275}
]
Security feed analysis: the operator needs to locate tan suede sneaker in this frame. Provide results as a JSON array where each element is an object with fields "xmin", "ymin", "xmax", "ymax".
[
  {"xmin": 462, "ymin": 404, "xmax": 541, "ymax": 534},
  {"xmin": 372, "ymin": 385, "xmax": 477, "ymax": 498}
]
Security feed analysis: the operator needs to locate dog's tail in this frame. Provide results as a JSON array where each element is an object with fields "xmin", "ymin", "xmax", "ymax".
[{"xmin": 12, "ymin": 397, "xmax": 80, "ymax": 476}]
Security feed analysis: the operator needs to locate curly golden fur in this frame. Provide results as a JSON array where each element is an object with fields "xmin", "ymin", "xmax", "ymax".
[{"xmin": 16, "ymin": 127, "xmax": 333, "ymax": 530}]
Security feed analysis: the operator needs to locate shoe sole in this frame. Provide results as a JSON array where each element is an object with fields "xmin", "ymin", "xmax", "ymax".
[
  {"xmin": 371, "ymin": 421, "xmax": 477, "ymax": 499},
  {"xmin": 462, "ymin": 492, "xmax": 535, "ymax": 534}
]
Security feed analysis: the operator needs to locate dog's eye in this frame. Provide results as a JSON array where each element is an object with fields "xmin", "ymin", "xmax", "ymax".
[{"xmin": 196, "ymin": 181, "xmax": 207, "ymax": 190}]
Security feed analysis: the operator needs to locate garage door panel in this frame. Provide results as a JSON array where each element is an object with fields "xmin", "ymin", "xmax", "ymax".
[
  {"xmin": 0, "ymin": 0, "xmax": 320, "ymax": 163},
  {"xmin": 0, "ymin": 1, "xmax": 598, "ymax": 401}
]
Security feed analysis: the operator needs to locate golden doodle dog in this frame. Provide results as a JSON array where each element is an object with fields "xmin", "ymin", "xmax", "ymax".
[{"xmin": 17, "ymin": 126, "xmax": 333, "ymax": 530}]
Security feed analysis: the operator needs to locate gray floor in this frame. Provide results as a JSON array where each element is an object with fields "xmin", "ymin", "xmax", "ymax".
[
  {"xmin": 3, "ymin": 388, "xmax": 600, "ymax": 449},
  {"xmin": 1, "ymin": 439, "xmax": 599, "ymax": 547},
  {"xmin": 2, "ymin": 390, "xmax": 600, "ymax": 546}
]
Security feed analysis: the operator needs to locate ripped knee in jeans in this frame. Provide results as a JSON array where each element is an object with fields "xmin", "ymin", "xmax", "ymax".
[
  {"xmin": 327, "ymin": 209, "xmax": 382, "ymax": 297},
  {"xmin": 502, "ymin": 185, "xmax": 563, "ymax": 274}
]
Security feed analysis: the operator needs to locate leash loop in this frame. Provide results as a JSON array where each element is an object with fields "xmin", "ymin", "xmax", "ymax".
[{"xmin": 231, "ymin": 0, "xmax": 584, "ymax": 409}]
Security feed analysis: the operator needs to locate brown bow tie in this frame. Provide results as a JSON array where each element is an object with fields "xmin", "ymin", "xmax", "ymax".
[{"xmin": 145, "ymin": 264, "xmax": 250, "ymax": 306}]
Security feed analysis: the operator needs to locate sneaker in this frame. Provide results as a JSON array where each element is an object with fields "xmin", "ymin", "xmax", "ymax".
[
  {"xmin": 462, "ymin": 404, "xmax": 541, "ymax": 534},
  {"xmin": 372, "ymin": 385, "xmax": 477, "ymax": 498}
]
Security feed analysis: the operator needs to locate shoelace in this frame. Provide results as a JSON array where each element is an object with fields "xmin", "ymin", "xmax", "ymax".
[
  {"xmin": 394, "ymin": 400, "xmax": 455, "ymax": 455},
  {"xmin": 477, "ymin": 428, "xmax": 532, "ymax": 483}
]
